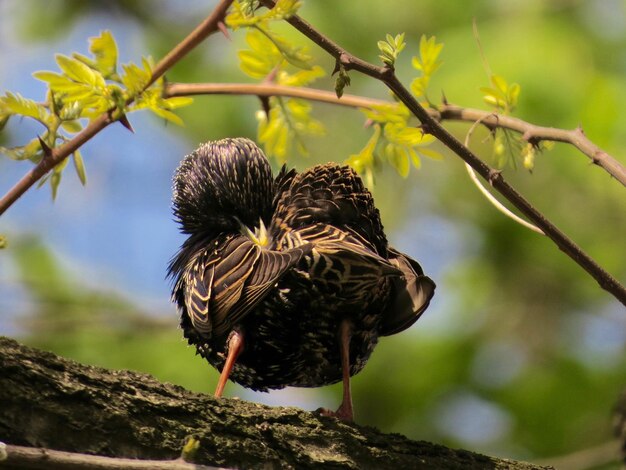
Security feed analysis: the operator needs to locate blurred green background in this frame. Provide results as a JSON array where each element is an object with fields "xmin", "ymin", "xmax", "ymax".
[{"xmin": 1, "ymin": 1, "xmax": 625, "ymax": 468}]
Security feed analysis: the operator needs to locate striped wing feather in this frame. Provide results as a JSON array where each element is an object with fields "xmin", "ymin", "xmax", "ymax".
[
  {"xmin": 186, "ymin": 235, "xmax": 310, "ymax": 340},
  {"xmin": 379, "ymin": 247, "xmax": 436, "ymax": 336}
]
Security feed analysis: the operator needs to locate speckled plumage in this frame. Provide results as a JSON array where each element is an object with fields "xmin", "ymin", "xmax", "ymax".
[{"xmin": 169, "ymin": 138, "xmax": 435, "ymax": 409}]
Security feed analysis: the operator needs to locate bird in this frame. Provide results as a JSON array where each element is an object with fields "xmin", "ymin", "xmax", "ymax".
[{"xmin": 168, "ymin": 137, "xmax": 435, "ymax": 421}]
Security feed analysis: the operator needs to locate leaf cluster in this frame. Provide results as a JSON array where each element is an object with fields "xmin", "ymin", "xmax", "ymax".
[
  {"xmin": 478, "ymin": 73, "xmax": 549, "ymax": 170},
  {"xmin": 348, "ymin": 102, "xmax": 442, "ymax": 187},
  {"xmin": 227, "ymin": 0, "xmax": 325, "ymax": 162},
  {"xmin": 348, "ymin": 34, "xmax": 445, "ymax": 184},
  {"xmin": 377, "ymin": 33, "xmax": 406, "ymax": 67},
  {"xmin": 0, "ymin": 31, "xmax": 192, "ymax": 198},
  {"xmin": 411, "ymin": 35, "xmax": 444, "ymax": 104}
]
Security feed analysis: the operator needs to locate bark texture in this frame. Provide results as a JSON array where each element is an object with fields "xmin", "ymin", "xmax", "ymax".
[{"xmin": 0, "ymin": 337, "xmax": 550, "ymax": 469}]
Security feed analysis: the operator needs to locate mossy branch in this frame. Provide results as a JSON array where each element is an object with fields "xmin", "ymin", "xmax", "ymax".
[{"xmin": 0, "ymin": 337, "xmax": 550, "ymax": 470}]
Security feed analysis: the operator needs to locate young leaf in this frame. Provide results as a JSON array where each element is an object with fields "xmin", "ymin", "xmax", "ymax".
[
  {"xmin": 60, "ymin": 120, "xmax": 83, "ymax": 133},
  {"xmin": 346, "ymin": 124, "xmax": 381, "ymax": 174},
  {"xmin": 378, "ymin": 33, "xmax": 405, "ymax": 67},
  {"xmin": 334, "ymin": 66, "xmax": 351, "ymax": 98},
  {"xmin": 56, "ymin": 54, "xmax": 105, "ymax": 89},
  {"xmin": 410, "ymin": 35, "xmax": 444, "ymax": 101},
  {"xmin": 50, "ymin": 171, "xmax": 61, "ymax": 200},
  {"xmin": 0, "ymin": 92, "xmax": 48, "ymax": 123},
  {"xmin": 385, "ymin": 143, "xmax": 410, "ymax": 178},
  {"xmin": 278, "ymin": 65, "xmax": 325, "ymax": 87},
  {"xmin": 149, "ymin": 106, "xmax": 184, "ymax": 126},
  {"xmin": 89, "ymin": 30, "xmax": 118, "ymax": 77},
  {"xmin": 163, "ymin": 97, "xmax": 194, "ymax": 109},
  {"xmin": 72, "ymin": 150, "xmax": 87, "ymax": 185}
]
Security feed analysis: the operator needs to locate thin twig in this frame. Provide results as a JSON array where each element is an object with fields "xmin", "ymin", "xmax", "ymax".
[
  {"xmin": 165, "ymin": 82, "xmax": 386, "ymax": 108},
  {"xmin": 462, "ymin": 114, "xmax": 545, "ymax": 235},
  {"xmin": 166, "ymin": 82, "xmax": 626, "ymax": 186},
  {"xmin": 259, "ymin": 0, "xmax": 626, "ymax": 305},
  {"xmin": 0, "ymin": 0, "xmax": 235, "ymax": 217},
  {"xmin": 439, "ymin": 104, "xmax": 626, "ymax": 187},
  {"xmin": 535, "ymin": 439, "xmax": 621, "ymax": 470},
  {"xmin": 0, "ymin": 443, "xmax": 223, "ymax": 470}
]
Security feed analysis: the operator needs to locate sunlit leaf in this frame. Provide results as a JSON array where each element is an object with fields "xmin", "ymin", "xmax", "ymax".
[
  {"xmin": 163, "ymin": 96, "xmax": 194, "ymax": 109},
  {"xmin": 266, "ymin": 30, "xmax": 312, "ymax": 70},
  {"xmin": 121, "ymin": 62, "xmax": 151, "ymax": 95},
  {"xmin": 149, "ymin": 106, "xmax": 184, "ymax": 126},
  {"xmin": 385, "ymin": 143, "xmax": 410, "ymax": 177},
  {"xmin": 56, "ymin": 54, "xmax": 105, "ymax": 89},
  {"xmin": 0, "ymin": 92, "xmax": 48, "ymax": 123},
  {"xmin": 238, "ymin": 50, "xmax": 274, "ymax": 78},
  {"xmin": 50, "ymin": 171, "xmax": 61, "ymax": 200},
  {"xmin": 419, "ymin": 147, "xmax": 444, "ymax": 160},
  {"xmin": 278, "ymin": 65, "xmax": 325, "ymax": 87},
  {"xmin": 89, "ymin": 30, "xmax": 118, "ymax": 77},
  {"xmin": 61, "ymin": 119, "xmax": 81, "ymax": 132},
  {"xmin": 361, "ymin": 103, "xmax": 409, "ymax": 124},
  {"xmin": 346, "ymin": 124, "xmax": 381, "ymax": 174},
  {"xmin": 408, "ymin": 147, "xmax": 421, "ymax": 169},
  {"xmin": 71, "ymin": 150, "xmax": 87, "ymax": 185},
  {"xmin": 33, "ymin": 71, "xmax": 80, "ymax": 91}
]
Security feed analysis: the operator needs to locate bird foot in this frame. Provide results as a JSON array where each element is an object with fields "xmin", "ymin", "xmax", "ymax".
[{"xmin": 316, "ymin": 404, "xmax": 354, "ymax": 422}]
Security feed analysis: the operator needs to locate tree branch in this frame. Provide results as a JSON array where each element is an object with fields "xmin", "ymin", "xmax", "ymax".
[
  {"xmin": 0, "ymin": 443, "xmax": 221, "ymax": 470},
  {"xmin": 438, "ymin": 104, "xmax": 626, "ymax": 187},
  {"xmin": 535, "ymin": 440, "xmax": 621, "ymax": 470},
  {"xmin": 165, "ymin": 81, "xmax": 386, "ymax": 108},
  {"xmin": 0, "ymin": 0, "xmax": 235, "ymax": 217},
  {"xmin": 0, "ymin": 336, "xmax": 551, "ymax": 470},
  {"xmin": 258, "ymin": 0, "xmax": 626, "ymax": 306},
  {"xmin": 165, "ymin": 82, "xmax": 626, "ymax": 185}
]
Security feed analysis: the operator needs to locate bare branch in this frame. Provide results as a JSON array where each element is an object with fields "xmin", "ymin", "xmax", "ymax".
[
  {"xmin": 462, "ymin": 115, "xmax": 545, "ymax": 235},
  {"xmin": 535, "ymin": 439, "xmax": 621, "ymax": 470},
  {"xmin": 439, "ymin": 104, "xmax": 626, "ymax": 187},
  {"xmin": 0, "ymin": 443, "xmax": 221, "ymax": 470},
  {"xmin": 165, "ymin": 82, "xmax": 626, "ymax": 186},
  {"xmin": 259, "ymin": 0, "xmax": 626, "ymax": 305},
  {"xmin": 0, "ymin": 0, "xmax": 235, "ymax": 217},
  {"xmin": 165, "ymin": 82, "xmax": 386, "ymax": 108}
]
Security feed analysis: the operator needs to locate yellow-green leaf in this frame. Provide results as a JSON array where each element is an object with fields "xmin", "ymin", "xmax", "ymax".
[
  {"xmin": 508, "ymin": 83, "xmax": 521, "ymax": 107},
  {"xmin": 121, "ymin": 62, "xmax": 151, "ymax": 95},
  {"xmin": 491, "ymin": 74, "xmax": 508, "ymax": 94},
  {"xmin": 72, "ymin": 150, "xmax": 87, "ymax": 185},
  {"xmin": 279, "ymin": 65, "xmax": 325, "ymax": 87},
  {"xmin": 61, "ymin": 120, "xmax": 83, "ymax": 133},
  {"xmin": 56, "ymin": 54, "xmax": 104, "ymax": 89},
  {"xmin": 385, "ymin": 143, "xmax": 410, "ymax": 178},
  {"xmin": 408, "ymin": 147, "xmax": 421, "ymax": 169},
  {"xmin": 89, "ymin": 30, "xmax": 118, "ymax": 77},
  {"xmin": 50, "ymin": 172, "xmax": 61, "ymax": 200},
  {"xmin": 419, "ymin": 147, "xmax": 444, "ymax": 160},
  {"xmin": 238, "ymin": 50, "xmax": 274, "ymax": 79},
  {"xmin": 0, "ymin": 92, "xmax": 47, "ymax": 122},
  {"xmin": 163, "ymin": 96, "xmax": 193, "ymax": 109},
  {"xmin": 150, "ymin": 106, "xmax": 184, "ymax": 126}
]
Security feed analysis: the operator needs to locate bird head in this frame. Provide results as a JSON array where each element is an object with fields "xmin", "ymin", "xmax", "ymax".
[{"xmin": 172, "ymin": 138, "xmax": 274, "ymax": 235}]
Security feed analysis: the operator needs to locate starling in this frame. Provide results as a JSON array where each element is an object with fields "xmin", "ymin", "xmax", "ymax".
[{"xmin": 168, "ymin": 137, "xmax": 435, "ymax": 421}]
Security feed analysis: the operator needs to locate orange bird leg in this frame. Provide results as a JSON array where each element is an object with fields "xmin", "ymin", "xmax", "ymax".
[
  {"xmin": 214, "ymin": 330, "xmax": 244, "ymax": 398},
  {"xmin": 318, "ymin": 319, "xmax": 355, "ymax": 421},
  {"xmin": 334, "ymin": 318, "xmax": 354, "ymax": 421}
]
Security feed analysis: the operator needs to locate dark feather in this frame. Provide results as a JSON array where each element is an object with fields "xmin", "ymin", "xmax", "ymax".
[{"xmin": 169, "ymin": 138, "xmax": 436, "ymax": 392}]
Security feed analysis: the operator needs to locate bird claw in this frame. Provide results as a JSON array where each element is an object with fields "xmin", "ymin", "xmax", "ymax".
[{"xmin": 315, "ymin": 405, "xmax": 353, "ymax": 422}]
